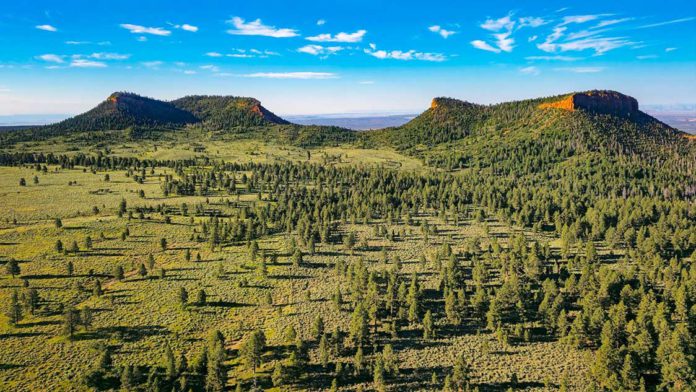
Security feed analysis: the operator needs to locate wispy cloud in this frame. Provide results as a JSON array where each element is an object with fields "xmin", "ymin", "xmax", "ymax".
[
  {"xmin": 358, "ymin": 81, "xmax": 374, "ymax": 85},
  {"xmin": 206, "ymin": 49, "xmax": 279, "ymax": 59},
  {"xmin": 298, "ymin": 45, "xmax": 344, "ymax": 57},
  {"xmin": 316, "ymin": 19, "xmax": 326, "ymax": 26},
  {"xmin": 543, "ymin": 37, "xmax": 633, "ymax": 55},
  {"xmin": 242, "ymin": 72, "xmax": 337, "ymax": 79},
  {"xmin": 200, "ymin": 64, "xmax": 220, "ymax": 72},
  {"xmin": 481, "ymin": 15, "xmax": 515, "ymax": 31},
  {"xmin": 638, "ymin": 17, "xmax": 696, "ymax": 29},
  {"xmin": 555, "ymin": 66, "xmax": 605, "ymax": 73},
  {"xmin": 65, "ymin": 40, "xmax": 110, "ymax": 45},
  {"xmin": 665, "ymin": 47, "xmax": 678, "ymax": 52},
  {"xmin": 536, "ymin": 19, "xmax": 633, "ymax": 56},
  {"xmin": 559, "ymin": 15, "xmax": 605, "ymax": 26},
  {"xmin": 593, "ymin": 17, "xmax": 633, "ymax": 28},
  {"xmin": 473, "ymin": 14, "xmax": 544, "ymax": 53},
  {"xmin": 226, "ymin": 17, "xmax": 298, "ymax": 38},
  {"xmin": 525, "ymin": 55, "xmax": 582, "ymax": 61},
  {"xmin": 88, "ymin": 52, "xmax": 130, "ymax": 60},
  {"xmin": 307, "ymin": 30, "xmax": 366, "ymax": 43},
  {"xmin": 142, "ymin": 61, "xmax": 163, "ymax": 69},
  {"xmin": 70, "ymin": 59, "xmax": 107, "ymax": 68},
  {"xmin": 428, "ymin": 25, "xmax": 456, "ymax": 39},
  {"xmin": 36, "ymin": 24, "xmax": 57, "ymax": 32},
  {"xmin": 36, "ymin": 54, "xmax": 64, "ymax": 63},
  {"xmin": 636, "ymin": 54, "xmax": 658, "ymax": 60},
  {"xmin": 365, "ymin": 43, "xmax": 446, "ymax": 62},
  {"xmin": 519, "ymin": 66, "xmax": 540, "ymax": 75},
  {"xmin": 470, "ymin": 40, "xmax": 501, "ymax": 53},
  {"xmin": 120, "ymin": 24, "xmax": 171, "ymax": 36}
]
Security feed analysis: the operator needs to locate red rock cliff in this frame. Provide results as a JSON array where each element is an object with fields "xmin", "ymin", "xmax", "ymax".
[{"xmin": 539, "ymin": 90, "xmax": 639, "ymax": 116}]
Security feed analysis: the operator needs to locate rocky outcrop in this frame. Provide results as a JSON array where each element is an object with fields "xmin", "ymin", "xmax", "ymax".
[{"xmin": 539, "ymin": 90, "xmax": 639, "ymax": 116}]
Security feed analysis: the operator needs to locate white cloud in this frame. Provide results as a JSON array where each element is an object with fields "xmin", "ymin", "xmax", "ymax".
[
  {"xmin": 473, "ymin": 13, "xmax": 544, "ymax": 53},
  {"xmin": 178, "ymin": 24, "xmax": 198, "ymax": 32},
  {"xmin": 636, "ymin": 54, "xmax": 658, "ymax": 60},
  {"xmin": 36, "ymin": 54, "xmax": 64, "ymax": 63},
  {"xmin": 638, "ymin": 17, "xmax": 696, "ymax": 29},
  {"xmin": 298, "ymin": 45, "xmax": 343, "ymax": 56},
  {"xmin": 494, "ymin": 32, "xmax": 514, "ymax": 52},
  {"xmin": 358, "ymin": 81, "xmax": 374, "ymax": 85},
  {"xmin": 226, "ymin": 17, "xmax": 298, "ymax": 38},
  {"xmin": 206, "ymin": 49, "xmax": 279, "ymax": 59},
  {"xmin": 200, "ymin": 65, "xmax": 220, "ymax": 72},
  {"xmin": 364, "ymin": 45, "xmax": 446, "ymax": 61},
  {"xmin": 525, "ymin": 55, "xmax": 582, "ymax": 61},
  {"xmin": 307, "ymin": 30, "xmax": 366, "ymax": 43},
  {"xmin": 36, "ymin": 24, "xmax": 57, "ymax": 32},
  {"xmin": 481, "ymin": 15, "xmax": 515, "ymax": 31},
  {"xmin": 142, "ymin": 61, "xmax": 163, "ymax": 68},
  {"xmin": 593, "ymin": 17, "xmax": 633, "ymax": 28},
  {"xmin": 70, "ymin": 59, "xmax": 107, "ymax": 68},
  {"xmin": 555, "ymin": 66, "xmax": 605, "ymax": 73},
  {"xmin": 428, "ymin": 25, "xmax": 456, "ymax": 39},
  {"xmin": 518, "ymin": 17, "xmax": 547, "ymax": 28},
  {"xmin": 183, "ymin": 70, "xmax": 197, "ymax": 75},
  {"xmin": 136, "ymin": 36, "xmax": 147, "ymax": 42},
  {"xmin": 546, "ymin": 37, "xmax": 633, "ymax": 55},
  {"xmin": 665, "ymin": 47, "xmax": 677, "ymax": 52},
  {"xmin": 120, "ymin": 24, "xmax": 171, "ymax": 36},
  {"xmin": 242, "ymin": 72, "xmax": 337, "ymax": 79},
  {"xmin": 470, "ymin": 40, "xmax": 501, "ymax": 53},
  {"xmin": 560, "ymin": 15, "xmax": 603, "ymax": 26},
  {"xmin": 89, "ymin": 52, "xmax": 130, "ymax": 60},
  {"xmin": 316, "ymin": 19, "xmax": 326, "ymax": 26},
  {"xmin": 519, "ymin": 66, "xmax": 540, "ymax": 75}
]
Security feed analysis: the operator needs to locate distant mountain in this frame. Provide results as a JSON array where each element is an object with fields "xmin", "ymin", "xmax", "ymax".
[
  {"xmin": 286, "ymin": 114, "xmax": 416, "ymax": 130},
  {"xmin": 371, "ymin": 90, "xmax": 690, "ymax": 152},
  {"xmin": 171, "ymin": 95, "xmax": 289, "ymax": 129},
  {"xmin": 47, "ymin": 92, "xmax": 198, "ymax": 133}
]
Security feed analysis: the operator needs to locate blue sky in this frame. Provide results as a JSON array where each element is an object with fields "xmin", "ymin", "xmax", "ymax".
[{"xmin": 0, "ymin": 0, "xmax": 695, "ymax": 116}]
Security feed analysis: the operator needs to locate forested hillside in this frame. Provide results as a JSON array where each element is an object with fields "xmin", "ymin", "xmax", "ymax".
[{"xmin": 0, "ymin": 90, "xmax": 693, "ymax": 392}]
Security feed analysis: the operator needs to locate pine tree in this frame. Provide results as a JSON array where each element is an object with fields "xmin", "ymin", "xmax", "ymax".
[
  {"xmin": 5, "ymin": 259, "xmax": 20, "ymax": 278},
  {"xmin": 312, "ymin": 315, "xmax": 325, "ymax": 340},
  {"xmin": 373, "ymin": 356, "xmax": 386, "ymax": 392},
  {"xmin": 5, "ymin": 290, "xmax": 22, "ymax": 326},
  {"xmin": 423, "ymin": 310, "xmax": 435, "ymax": 340},
  {"xmin": 63, "ymin": 306, "xmax": 79, "ymax": 339},
  {"xmin": 240, "ymin": 330, "xmax": 266, "ymax": 373},
  {"xmin": 319, "ymin": 334, "xmax": 330, "ymax": 368}
]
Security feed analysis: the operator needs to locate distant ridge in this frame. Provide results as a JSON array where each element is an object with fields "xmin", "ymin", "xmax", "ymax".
[
  {"xmin": 48, "ymin": 92, "xmax": 198, "ymax": 132},
  {"xmin": 171, "ymin": 95, "xmax": 289, "ymax": 129},
  {"xmin": 369, "ymin": 90, "xmax": 691, "ymax": 159},
  {"xmin": 37, "ymin": 92, "xmax": 290, "ymax": 135}
]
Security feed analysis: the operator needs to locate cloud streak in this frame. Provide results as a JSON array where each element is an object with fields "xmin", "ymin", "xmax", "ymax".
[
  {"xmin": 638, "ymin": 17, "xmax": 696, "ymax": 29},
  {"xmin": 307, "ymin": 30, "xmax": 366, "ymax": 43},
  {"xmin": 242, "ymin": 72, "xmax": 337, "ymax": 79},
  {"xmin": 365, "ymin": 44, "xmax": 446, "ymax": 61},
  {"xmin": 36, "ymin": 24, "xmax": 57, "ymax": 32},
  {"xmin": 120, "ymin": 24, "xmax": 171, "ymax": 36},
  {"xmin": 298, "ymin": 45, "xmax": 344, "ymax": 57}
]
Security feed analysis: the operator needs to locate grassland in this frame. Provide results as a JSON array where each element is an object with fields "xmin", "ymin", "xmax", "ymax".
[{"xmin": 0, "ymin": 156, "xmax": 591, "ymax": 391}]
